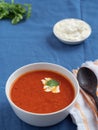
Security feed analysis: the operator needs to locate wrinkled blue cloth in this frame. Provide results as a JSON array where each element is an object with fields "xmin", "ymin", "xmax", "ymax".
[{"xmin": 0, "ymin": 0, "xmax": 98, "ymax": 130}]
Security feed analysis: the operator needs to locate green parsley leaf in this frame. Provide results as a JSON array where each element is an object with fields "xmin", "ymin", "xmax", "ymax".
[
  {"xmin": 46, "ymin": 79, "xmax": 60, "ymax": 87},
  {"xmin": 0, "ymin": 0, "xmax": 32, "ymax": 24}
]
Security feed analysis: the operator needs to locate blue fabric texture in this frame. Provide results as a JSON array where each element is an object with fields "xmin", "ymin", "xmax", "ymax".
[{"xmin": 0, "ymin": 0, "xmax": 98, "ymax": 130}]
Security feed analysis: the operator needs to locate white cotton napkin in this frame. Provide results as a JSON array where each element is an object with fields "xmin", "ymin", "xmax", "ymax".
[{"xmin": 70, "ymin": 60, "xmax": 98, "ymax": 130}]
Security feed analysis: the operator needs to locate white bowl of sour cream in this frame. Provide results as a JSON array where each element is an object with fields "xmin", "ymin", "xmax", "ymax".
[{"xmin": 53, "ymin": 18, "xmax": 92, "ymax": 45}]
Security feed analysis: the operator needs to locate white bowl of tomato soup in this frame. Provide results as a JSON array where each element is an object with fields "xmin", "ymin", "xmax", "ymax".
[{"xmin": 5, "ymin": 62, "xmax": 79, "ymax": 127}]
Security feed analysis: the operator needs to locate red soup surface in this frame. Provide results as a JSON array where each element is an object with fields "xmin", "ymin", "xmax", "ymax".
[{"xmin": 10, "ymin": 70, "xmax": 75, "ymax": 114}]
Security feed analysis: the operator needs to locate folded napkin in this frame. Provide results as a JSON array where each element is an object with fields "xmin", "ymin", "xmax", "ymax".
[{"xmin": 70, "ymin": 60, "xmax": 98, "ymax": 130}]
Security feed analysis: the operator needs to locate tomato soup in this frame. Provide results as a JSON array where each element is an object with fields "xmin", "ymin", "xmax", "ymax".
[{"xmin": 10, "ymin": 70, "xmax": 75, "ymax": 114}]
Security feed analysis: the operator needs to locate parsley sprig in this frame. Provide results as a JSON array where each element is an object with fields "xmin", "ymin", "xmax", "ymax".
[{"xmin": 0, "ymin": 0, "xmax": 32, "ymax": 24}]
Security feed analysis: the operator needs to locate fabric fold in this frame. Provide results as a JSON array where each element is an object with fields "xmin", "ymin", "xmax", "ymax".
[{"xmin": 70, "ymin": 60, "xmax": 98, "ymax": 130}]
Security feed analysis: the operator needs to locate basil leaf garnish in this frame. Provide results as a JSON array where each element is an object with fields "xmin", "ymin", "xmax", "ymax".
[{"xmin": 46, "ymin": 79, "xmax": 59, "ymax": 87}]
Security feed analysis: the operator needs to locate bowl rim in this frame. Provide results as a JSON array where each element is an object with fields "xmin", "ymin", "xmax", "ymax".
[
  {"xmin": 53, "ymin": 18, "xmax": 92, "ymax": 44},
  {"xmin": 5, "ymin": 62, "xmax": 80, "ymax": 116}
]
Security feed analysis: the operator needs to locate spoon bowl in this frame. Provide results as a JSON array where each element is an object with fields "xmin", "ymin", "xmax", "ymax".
[{"xmin": 77, "ymin": 67, "xmax": 98, "ymax": 111}]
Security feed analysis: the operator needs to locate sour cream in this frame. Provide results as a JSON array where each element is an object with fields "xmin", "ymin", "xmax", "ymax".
[
  {"xmin": 53, "ymin": 18, "xmax": 91, "ymax": 44},
  {"xmin": 41, "ymin": 78, "xmax": 60, "ymax": 93}
]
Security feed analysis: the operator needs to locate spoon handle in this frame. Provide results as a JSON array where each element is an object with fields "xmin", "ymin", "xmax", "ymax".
[{"xmin": 94, "ymin": 95, "xmax": 98, "ymax": 111}]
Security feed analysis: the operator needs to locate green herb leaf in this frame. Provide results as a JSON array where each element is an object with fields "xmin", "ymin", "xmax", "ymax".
[
  {"xmin": 11, "ymin": 14, "xmax": 23, "ymax": 24},
  {"xmin": 0, "ymin": 0, "xmax": 32, "ymax": 24},
  {"xmin": 24, "ymin": 4, "xmax": 32, "ymax": 18},
  {"xmin": 46, "ymin": 79, "xmax": 60, "ymax": 87},
  {"xmin": 0, "ymin": 9, "xmax": 9, "ymax": 19}
]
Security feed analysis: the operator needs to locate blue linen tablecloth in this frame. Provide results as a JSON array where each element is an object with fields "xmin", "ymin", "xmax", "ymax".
[{"xmin": 0, "ymin": 0, "xmax": 98, "ymax": 130}]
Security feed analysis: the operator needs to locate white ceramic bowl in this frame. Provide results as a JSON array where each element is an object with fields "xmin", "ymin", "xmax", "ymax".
[
  {"xmin": 5, "ymin": 62, "xmax": 79, "ymax": 127},
  {"xmin": 53, "ymin": 18, "xmax": 92, "ymax": 45}
]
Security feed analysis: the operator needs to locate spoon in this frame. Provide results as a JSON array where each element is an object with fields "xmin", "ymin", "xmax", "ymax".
[{"xmin": 77, "ymin": 67, "xmax": 98, "ymax": 111}]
